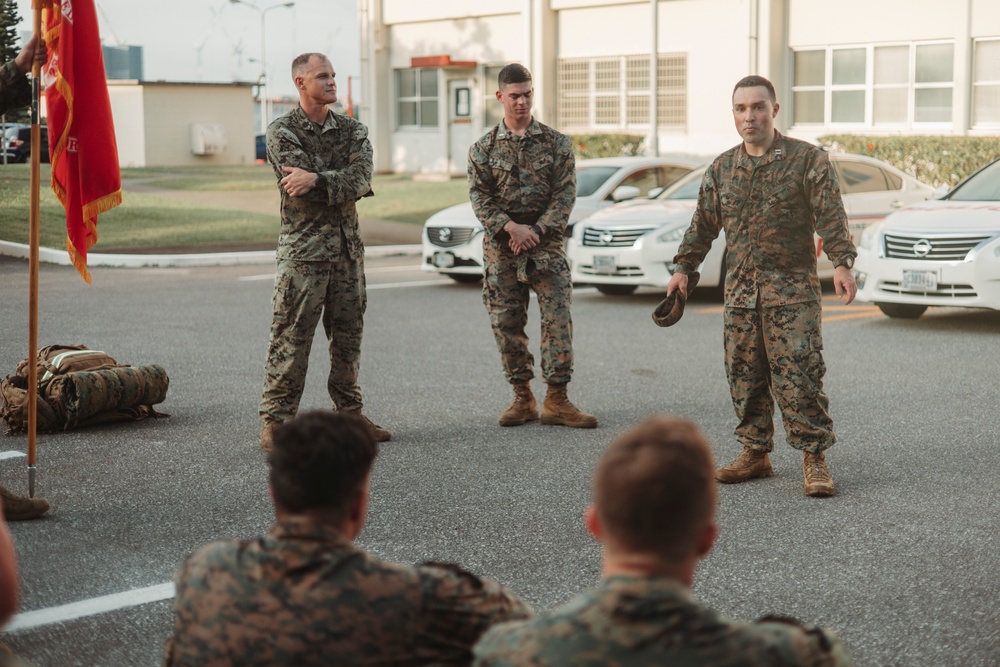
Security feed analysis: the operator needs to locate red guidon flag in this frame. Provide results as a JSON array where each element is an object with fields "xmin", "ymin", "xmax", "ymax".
[{"xmin": 42, "ymin": 0, "xmax": 122, "ymax": 283}]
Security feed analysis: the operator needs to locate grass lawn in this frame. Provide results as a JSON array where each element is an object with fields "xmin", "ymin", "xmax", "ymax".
[{"xmin": 0, "ymin": 164, "xmax": 469, "ymax": 250}]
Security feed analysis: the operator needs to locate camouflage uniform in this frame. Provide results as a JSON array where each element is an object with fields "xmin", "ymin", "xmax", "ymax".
[
  {"xmin": 469, "ymin": 119, "xmax": 576, "ymax": 385},
  {"xmin": 164, "ymin": 516, "xmax": 532, "ymax": 666},
  {"xmin": 259, "ymin": 106, "xmax": 373, "ymax": 422},
  {"xmin": 473, "ymin": 575, "xmax": 854, "ymax": 667},
  {"xmin": 673, "ymin": 133, "xmax": 856, "ymax": 453},
  {"xmin": 0, "ymin": 61, "xmax": 30, "ymax": 116}
]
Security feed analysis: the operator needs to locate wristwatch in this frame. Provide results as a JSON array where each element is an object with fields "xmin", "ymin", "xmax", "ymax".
[{"xmin": 835, "ymin": 256, "xmax": 855, "ymax": 270}]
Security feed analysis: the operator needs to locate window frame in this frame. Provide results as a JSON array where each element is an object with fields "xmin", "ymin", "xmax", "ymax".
[
  {"xmin": 791, "ymin": 40, "xmax": 955, "ymax": 131},
  {"xmin": 972, "ymin": 38, "xmax": 1000, "ymax": 129},
  {"xmin": 557, "ymin": 53, "xmax": 687, "ymax": 134},
  {"xmin": 395, "ymin": 67, "xmax": 440, "ymax": 130}
]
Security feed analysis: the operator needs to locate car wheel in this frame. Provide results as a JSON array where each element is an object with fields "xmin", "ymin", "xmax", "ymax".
[
  {"xmin": 595, "ymin": 284, "xmax": 637, "ymax": 296},
  {"xmin": 444, "ymin": 273, "xmax": 482, "ymax": 284},
  {"xmin": 876, "ymin": 303, "xmax": 927, "ymax": 319}
]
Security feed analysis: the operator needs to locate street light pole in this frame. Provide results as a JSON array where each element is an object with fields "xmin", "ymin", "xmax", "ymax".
[{"xmin": 230, "ymin": 0, "xmax": 295, "ymax": 135}]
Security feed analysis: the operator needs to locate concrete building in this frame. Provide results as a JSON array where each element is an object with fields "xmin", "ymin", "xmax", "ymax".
[
  {"xmin": 107, "ymin": 81, "xmax": 256, "ymax": 168},
  {"xmin": 359, "ymin": 0, "xmax": 1000, "ymax": 175}
]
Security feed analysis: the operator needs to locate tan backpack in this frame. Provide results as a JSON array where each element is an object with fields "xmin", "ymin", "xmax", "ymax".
[{"xmin": 0, "ymin": 344, "xmax": 169, "ymax": 434}]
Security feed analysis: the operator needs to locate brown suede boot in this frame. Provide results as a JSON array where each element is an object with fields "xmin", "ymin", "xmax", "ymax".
[
  {"xmin": 499, "ymin": 381, "xmax": 538, "ymax": 427},
  {"xmin": 541, "ymin": 384, "xmax": 597, "ymax": 429},
  {"xmin": 359, "ymin": 414, "xmax": 392, "ymax": 443},
  {"xmin": 803, "ymin": 451, "xmax": 835, "ymax": 497},
  {"xmin": 715, "ymin": 447, "xmax": 773, "ymax": 484},
  {"xmin": 1, "ymin": 485, "xmax": 49, "ymax": 521},
  {"xmin": 260, "ymin": 418, "xmax": 281, "ymax": 453}
]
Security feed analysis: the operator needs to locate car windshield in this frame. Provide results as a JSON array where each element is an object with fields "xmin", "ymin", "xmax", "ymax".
[
  {"xmin": 947, "ymin": 159, "xmax": 1000, "ymax": 201},
  {"xmin": 576, "ymin": 166, "xmax": 620, "ymax": 197},
  {"xmin": 655, "ymin": 166, "xmax": 706, "ymax": 200}
]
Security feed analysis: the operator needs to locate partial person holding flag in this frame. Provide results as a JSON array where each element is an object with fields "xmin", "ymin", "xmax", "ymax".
[{"xmin": 0, "ymin": 35, "xmax": 50, "ymax": 521}]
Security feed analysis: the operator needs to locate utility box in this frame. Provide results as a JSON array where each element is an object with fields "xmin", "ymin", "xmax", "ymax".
[{"xmin": 190, "ymin": 123, "xmax": 228, "ymax": 156}]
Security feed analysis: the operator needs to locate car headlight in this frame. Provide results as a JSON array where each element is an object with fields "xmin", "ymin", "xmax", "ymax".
[
  {"xmin": 656, "ymin": 225, "xmax": 687, "ymax": 244},
  {"xmin": 859, "ymin": 225, "xmax": 880, "ymax": 252}
]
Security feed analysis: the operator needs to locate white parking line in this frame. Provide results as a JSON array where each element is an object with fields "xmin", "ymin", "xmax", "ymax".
[
  {"xmin": 367, "ymin": 280, "xmax": 452, "ymax": 290},
  {"xmin": 5, "ymin": 582, "xmax": 175, "ymax": 633},
  {"xmin": 0, "ymin": 452, "xmax": 25, "ymax": 461},
  {"xmin": 239, "ymin": 266, "xmax": 428, "ymax": 282}
]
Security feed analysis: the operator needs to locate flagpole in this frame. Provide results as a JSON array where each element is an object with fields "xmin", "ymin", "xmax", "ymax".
[{"xmin": 27, "ymin": 1, "xmax": 44, "ymax": 498}]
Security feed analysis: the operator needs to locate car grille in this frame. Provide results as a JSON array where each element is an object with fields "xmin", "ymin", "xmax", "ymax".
[
  {"xmin": 883, "ymin": 233, "xmax": 994, "ymax": 261},
  {"xmin": 427, "ymin": 227, "xmax": 477, "ymax": 248},
  {"xmin": 582, "ymin": 226, "xmax": 657, "ymax": 247},
  {"xmin": 877, "ymin": 281, "xmax": 977, "ymax": 298}
]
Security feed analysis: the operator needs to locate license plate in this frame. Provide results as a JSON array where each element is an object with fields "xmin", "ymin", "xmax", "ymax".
[
  {"xmin": 433, "ymin": 252, "xmax": 455, "ymax": 268},
  {"xmin": 592, "ymin": 255, "xmax": 617, "ymax": 274},
  {"xmin": 901, "ymin": 270, "xmax": 937, "ymax": 291}
]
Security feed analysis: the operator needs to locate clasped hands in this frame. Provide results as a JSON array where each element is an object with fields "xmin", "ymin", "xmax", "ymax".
[{"xmin": 504, "ymin": 221, "xmax": 540, "ymax": 256}]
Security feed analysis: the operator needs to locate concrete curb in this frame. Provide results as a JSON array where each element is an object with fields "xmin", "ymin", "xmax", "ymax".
[{"xmin": 0, "ymin": 241, "xmax": 421, "ymax": 268}]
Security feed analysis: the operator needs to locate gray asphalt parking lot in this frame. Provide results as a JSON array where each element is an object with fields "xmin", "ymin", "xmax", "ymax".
[{"xmin": 0, "ymin": 254, "xmax": 997, "ymax": 666}]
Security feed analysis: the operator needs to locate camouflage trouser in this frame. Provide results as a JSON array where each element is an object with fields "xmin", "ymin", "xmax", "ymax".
[
  {"xmin": 259, "ymin": 256, "xmax": 366, "ymax": 422},
  {"xmin": 482, "ymin": 251, "xmax": 573, "ymax": 385},
  {"xmin": 724, "ymin": 300, "xmax": 834, "ymax": 453}
]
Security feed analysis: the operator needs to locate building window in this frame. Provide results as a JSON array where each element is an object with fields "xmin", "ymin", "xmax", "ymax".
[
  {"xmin": 396, "ymin": 68, "xmax": 438, "ymax": 128},
  {"xmin": 973, "ymin": 39, "xmax": 1000, "ymax": 127},
  {"xmin": 792, "ymin": 41, "xmax": 954, "ymax": 129},
  {"xmin": 557, "ymin": 53, "xmax": 687, "ymax": 133},
  {"xmin": 483, "ymin": 64, "xmax": 505, "ymax": 129}
]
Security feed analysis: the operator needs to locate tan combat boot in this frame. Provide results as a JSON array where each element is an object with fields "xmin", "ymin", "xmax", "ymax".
[
  {"xmin": 339, "ymin": 409, "xmax": 391, "ymax": 443},
  {"xmin": 359, "ymin": 414, "xmax": 392, "ymax": 443},
  {"xmin": 715, "ymin": 447, "xmax": 773, "ymax": 484},
  {"xmin": 803, "ymin": 451, "xmax": 835, "ymax": 497},
  {"xmin": 1, "ymin": 485, "xmax": 50, "ymax": 521},
  {"xmin": 541, "ymin": 384, "xmax": 598, "ymax": 429},
  {"xmin": 260, "ymin": 418, "xmax": 281, "ymax": 453},
  {"xmin": 499, "ymin": 381, "xmax": 538, "ymax": 427}
]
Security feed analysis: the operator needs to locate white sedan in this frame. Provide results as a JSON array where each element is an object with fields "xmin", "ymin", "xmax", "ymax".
[
  {"xmin": 568, "ymin": 153, "xmax": 936, "ymax": 295},
  {"xmin": 855, "ymin": 157, "xmax": 1000, "ymax": 318},
  {"xmin": 421, "ymin": 156, "xmax": 702, "ymax": 282}
]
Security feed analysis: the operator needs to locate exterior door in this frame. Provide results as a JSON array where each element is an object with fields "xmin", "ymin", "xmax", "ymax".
[{"xmin": 448, "ymin": 79, "xmax": 476, "ymax": 176}]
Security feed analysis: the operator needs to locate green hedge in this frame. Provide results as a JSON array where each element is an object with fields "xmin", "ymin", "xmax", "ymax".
[
  {"xmin": 571, "ymin": 134, "xmax": 646, "ymax": 159},
  {"xmin": 818, "ymin": 134, "xmax": 1000, "ymax": 187}
]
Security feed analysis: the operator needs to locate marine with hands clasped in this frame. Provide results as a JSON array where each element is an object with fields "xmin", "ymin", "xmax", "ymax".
[
  {"xmin": 258, "ymin": 52, "xmax": 389, "ymax": 449},
  {"xmin": 469, "ymin": 64, "xmax": 597, "ymax": 429},
  {"xmin": 666, "ymin": 75, "xmax": 857, "ymax": 497}
]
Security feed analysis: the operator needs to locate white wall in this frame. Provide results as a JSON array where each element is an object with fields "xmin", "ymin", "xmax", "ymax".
[
  {"xmin": 107, "ymin": 85, "xmax": 146, "ymax": 169},
  {"xmin": 382, "ymin": 0, "xmax": 521, "ymax": 24},
  {"xmin": 558, "ymin": 0, "xmax": 750, "ymax": 156},
  {"xmin": 143, "ymin": 84, "xmax": 255, "ymax": 167},
  {"xmin": 388, "ymin": 14, "xmax": 524, "ymax": 68},
  {"xmin": 790, "ymin": 0, "xmax": 963, "ymax": 45}
]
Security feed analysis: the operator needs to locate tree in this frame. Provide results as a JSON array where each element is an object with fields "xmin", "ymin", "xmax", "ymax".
[
  {"xmin": 0, "ymin": 0, "xmax": 27, "ymax": 125},
  {"xmin": 0, "ymin": 0, "xmax": 21, "ymax": 67}
]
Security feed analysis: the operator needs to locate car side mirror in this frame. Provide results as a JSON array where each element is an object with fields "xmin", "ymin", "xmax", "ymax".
[
  {"xmin": 931, "ymin": 184, "xmax": 950, "ymax": 199},
  {"xmin": 611, "ymin": 185, "xmax": 642, "ymax": 202}
]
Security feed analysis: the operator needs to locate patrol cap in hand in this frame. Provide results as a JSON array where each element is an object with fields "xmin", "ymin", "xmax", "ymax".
[{"xmin": 652, "ymin": 271, "xmax": 700, "ymax": 327}]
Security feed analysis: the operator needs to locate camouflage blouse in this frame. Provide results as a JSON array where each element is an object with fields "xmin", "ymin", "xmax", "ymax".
[
  {"xmin": 266, "ymin": 106, "xmax": 373, "ymax": 262},
  {"xmin": 164, "ymin": 517, "xmax": 531, "ymax": 666},
  {"xmin": 468, "ymin": 118, "xmax": 576, "ymax": 258},
  {"xmin": 0, "ymin": 61, "xmax": 30, "ymax": 117},
  {"xmin": 674, "ymin": 132, "xmax": 857, "ymax": 308},
  {"xmin": 474, "ymin": 575, "xmax": 854, "ymax": 667}
]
